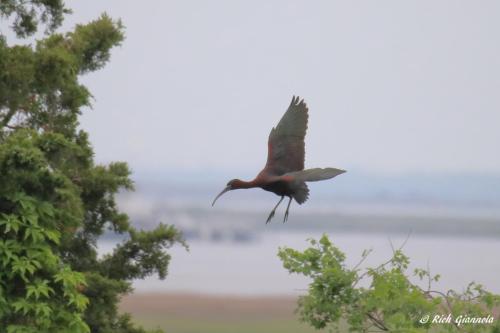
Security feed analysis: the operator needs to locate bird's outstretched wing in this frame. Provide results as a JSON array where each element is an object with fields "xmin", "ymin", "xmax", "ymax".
[{"xmin": 265, "ymin": 96, "xmax": 308, "ymax": 175}]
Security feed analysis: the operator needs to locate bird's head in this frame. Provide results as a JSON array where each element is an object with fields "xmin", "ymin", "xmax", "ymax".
[{"xmin": 211, "ymin": 179, "xmax": 243, "ymax": 206}]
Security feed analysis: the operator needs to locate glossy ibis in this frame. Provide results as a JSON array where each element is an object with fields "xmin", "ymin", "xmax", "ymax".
[{"xmin": 212, "ymin": 96, "xmax": 345, "ymax": 223}]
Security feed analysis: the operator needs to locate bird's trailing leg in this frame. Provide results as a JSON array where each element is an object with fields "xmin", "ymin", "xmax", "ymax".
[
  {"xmin": 266, "ymin": 196, "xmax": 284, "ymax": 224},
  {"xmin": 283, "ymin": 196, "xmax": 292, "ymax": 223}
]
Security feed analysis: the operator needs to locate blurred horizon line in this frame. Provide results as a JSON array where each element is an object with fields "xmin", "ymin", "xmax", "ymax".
[{"xmin": 117, "ymin": 166, "xmax": 500, "ymax": 208}]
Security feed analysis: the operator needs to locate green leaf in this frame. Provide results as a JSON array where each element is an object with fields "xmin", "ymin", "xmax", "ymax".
[{"xmin": 43, "ymin": 229, "xmax": 61, "ymax": 244}]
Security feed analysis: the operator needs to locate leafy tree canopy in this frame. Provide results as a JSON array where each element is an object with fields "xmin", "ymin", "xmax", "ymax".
[
  {"xmin": 0, "ymin": 2, "xmax": 183, "ymax": 333},
  {"xmin": 0, "ymin": 0, "xmax": 69, "ymax": 37}
]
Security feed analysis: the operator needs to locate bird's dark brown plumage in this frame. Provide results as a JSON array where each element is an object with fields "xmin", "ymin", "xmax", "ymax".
[
  {"xmin": 265, "ymin": 96, "xmax": 308, "ymax": 175},
  {"xmin": 212, "ymin": 96, "xmax": 345, "ymax": 223}
]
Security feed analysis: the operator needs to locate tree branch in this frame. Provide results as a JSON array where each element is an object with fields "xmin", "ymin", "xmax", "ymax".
[{"xmin": 0, "ymin": 109, "xmax": 17, "ymax": 129}]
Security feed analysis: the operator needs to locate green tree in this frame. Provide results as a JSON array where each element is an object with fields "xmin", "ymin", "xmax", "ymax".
[
  {"xmin": 279, "ymin": 235, "xmax": 500, "ymax": 333},
  {"xmin": 0, "ymin": 2, "xmax": 184, "ymax": 332}
]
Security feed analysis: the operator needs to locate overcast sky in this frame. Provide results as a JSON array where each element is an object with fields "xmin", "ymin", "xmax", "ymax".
[{"xmin": 16, "ymin": 1, "xmax": 500, "ymax": 176}]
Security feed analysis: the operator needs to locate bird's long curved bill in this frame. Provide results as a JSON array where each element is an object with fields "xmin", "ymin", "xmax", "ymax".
[{"xmin": 212, "ymin": 186, "xmax": 230, "ymax": 206}]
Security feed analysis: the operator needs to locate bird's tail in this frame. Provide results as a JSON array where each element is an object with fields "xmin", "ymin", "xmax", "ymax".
[{"xmin": 287, "ymin": 168, "xmax": 346, "ymax": 182}]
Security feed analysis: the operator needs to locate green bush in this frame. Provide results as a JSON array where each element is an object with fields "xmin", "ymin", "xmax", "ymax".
[{"xmin": 279, "ymin": 234, "xmax": 500, "ymax": 333}]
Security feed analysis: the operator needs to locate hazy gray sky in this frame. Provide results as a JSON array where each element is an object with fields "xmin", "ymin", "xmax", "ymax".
[{"xmin": 29, "ymin": 1, "xmax": 500, "ymax": 175}]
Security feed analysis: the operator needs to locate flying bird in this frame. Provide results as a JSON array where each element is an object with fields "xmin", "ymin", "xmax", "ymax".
[{"xmin": 212, "ymin": 96, "xmax": 345, "ymax": 223}]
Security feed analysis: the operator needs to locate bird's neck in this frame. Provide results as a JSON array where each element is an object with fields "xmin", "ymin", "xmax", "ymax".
[{"xmin": 233, "ymin": 179, "xmax": 260, "ymax": 189}]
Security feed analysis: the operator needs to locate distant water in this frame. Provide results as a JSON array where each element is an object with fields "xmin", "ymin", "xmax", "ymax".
[{"xmin": 98, "ymin": 231, "xmax": 500, "ymax": 296}]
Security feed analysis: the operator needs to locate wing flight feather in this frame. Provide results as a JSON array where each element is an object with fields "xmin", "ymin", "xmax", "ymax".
[{"xmin": 265, "ymin": 96, "xmax": 309, "ymax": 175}]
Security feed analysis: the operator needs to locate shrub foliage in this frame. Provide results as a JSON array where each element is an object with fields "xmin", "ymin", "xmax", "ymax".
[{"xmin": 279, "ymin": 234, "xmax": 500, "ymax": 333}]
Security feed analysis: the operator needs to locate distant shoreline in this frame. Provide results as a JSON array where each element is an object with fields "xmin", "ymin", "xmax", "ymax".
[{"xmin": 120, "ymin": 292, "xmax": 300, "ymax": 320}]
